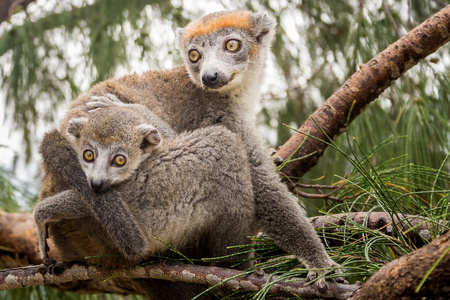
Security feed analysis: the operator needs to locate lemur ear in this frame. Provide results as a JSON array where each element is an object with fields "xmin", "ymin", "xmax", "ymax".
[
  {"xmin": 175, "ymin": 28, "xmax": 185, "ymax": 50},
  {"xmin": 67, "ymin": 117, "xmax": 88, "ymax": 138},
  {"xmin": 251, "ymin": 11, "xmax": 276, "ymax": 43},
  {"xmin": 137, "ymin": 124, "xmax": 161, "ymax": 149}
]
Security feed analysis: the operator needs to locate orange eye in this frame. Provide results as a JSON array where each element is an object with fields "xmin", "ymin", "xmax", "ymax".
[
  {"xmin": 113, "ymin": 155, "xmax": 126, "ymax": 167},
  {"xmin": 225, "ymin": 40, "xmax": 241, "ymax": 52},
  {"xmin": 188, "ymin": 50, "xmax": 200, "ymax": 63},
  {"xmin": 83, "ymin": 150, "xmax": 94, "ymax": 162}
]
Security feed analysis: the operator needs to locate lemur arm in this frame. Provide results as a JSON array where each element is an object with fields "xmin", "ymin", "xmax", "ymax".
[
  {"xmin": 33, "ymin": 189, "xmax": 90, "ymax": 261},
  {"xmin": 38, "ymin": 130, "xmax": 148, "ymax": 261}
]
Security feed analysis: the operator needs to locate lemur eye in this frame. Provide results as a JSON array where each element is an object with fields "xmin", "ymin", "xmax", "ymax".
[
  {"xmin": 83, "ymin": 150, "xmax": 95, "ymax": 163},
  {"xmin": 225, "ymin": 39, "xmax": 241, "ymax": 52},
  {"xmin": 113, "ymin": 155, "xmax": 127, "ymax": 167},
  {"xmin": 188, "ymin": 50, "xmax": 201, "ymax": 63}
]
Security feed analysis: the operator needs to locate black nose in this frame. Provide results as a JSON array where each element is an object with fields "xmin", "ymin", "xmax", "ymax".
[
  {"xmin": 90, "ymin": 180, "xmax": 104, "ymax": 192},
  {"xmin": 202, "ymin": 72, "xmax": 219, "ymax": 88}
]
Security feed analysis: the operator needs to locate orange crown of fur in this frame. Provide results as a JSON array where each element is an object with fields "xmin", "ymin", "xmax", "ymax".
[{"xmin": 183, "ymin": 11, "xmax": 252, "ymax": 42}]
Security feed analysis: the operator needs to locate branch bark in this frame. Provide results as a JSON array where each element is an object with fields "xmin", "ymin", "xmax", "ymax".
[
  {"xmin": 349, "ymin": 229, "xmax": 450, "ymax": 299},
  {"xmin": 0, "ymin": 261, "xmax": 360, "ymax": 299},
  {"xmin": 274, "ymin": 5, "xmax": 450, "ymax": 178},
  {"xmin": 0, "ymin": 211, "xmax": 41, "ymax": 268},
  {"xmin": 311, "ymin": 212, "xmax": 447, "ymax": 246}
]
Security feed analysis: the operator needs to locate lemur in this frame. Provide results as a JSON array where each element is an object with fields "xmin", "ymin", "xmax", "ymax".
[
  {"xmin": 35, "ymin": 103, "xmax": 256, "ymax": 299},
  {"xmin": 37, "ymin": 10, "xmax": 342, "ymax": 292}
]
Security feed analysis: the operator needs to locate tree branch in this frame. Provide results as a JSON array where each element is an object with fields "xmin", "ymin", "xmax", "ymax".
[
  {"xmin": 0, "ymin": 261, "xmax": 360, "ymax": 299},
  {"xmin": 311, "ymin": 212, "xmax": 446, "ymax": 235},
  {"xmin": 349, "ymin": 229, "xmax": 450, "ymax": 299},
  {"xmin": 274, "ymin": 5, "xmax": 450, "ymax": 179},
  {"xmin": 0, "ymin": 211, "xmax": 41, "ymax": 268}
]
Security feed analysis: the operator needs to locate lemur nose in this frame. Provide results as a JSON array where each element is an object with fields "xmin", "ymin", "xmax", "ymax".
[
  {"xmin": 202, "ymin": 72, "xmax": 219, "ymax": 88},
  {"xmin": 90, "ymin": 180, "xmax": 104, "ymax": 192}
]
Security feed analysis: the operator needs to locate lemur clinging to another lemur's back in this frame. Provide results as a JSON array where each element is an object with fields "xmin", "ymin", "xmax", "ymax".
[
  {"xmin": 37, "ymin": 10, "xmax": 343, "ymax": 292},
  {"xmin": 36, "ymin": 102, "xmax": 256, "ymax": 299}
]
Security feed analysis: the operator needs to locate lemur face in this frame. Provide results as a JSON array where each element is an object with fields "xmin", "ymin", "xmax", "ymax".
[
  {"xmin": 66, "ymin": 106, "xmax": 161, "ymax": 192},
  {"xmin": 177, "ymin": 11, "xmax": 276, "ymax": 92},
  {"xmin": 183, "ymin": 28, "xmax": 254, "ymax": 91},
  {"xmin": 78, "ymin": 139, "xmax": 136, "ymax": 192}
]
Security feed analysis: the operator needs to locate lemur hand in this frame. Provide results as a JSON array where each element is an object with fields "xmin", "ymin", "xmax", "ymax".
[
  {"xmin": 306, "ymin": 262, "xmax": 347, "ymax": 293},
  {"xmin": 86, "ymin": 93, "xmax": 125, "ymax": 112}
]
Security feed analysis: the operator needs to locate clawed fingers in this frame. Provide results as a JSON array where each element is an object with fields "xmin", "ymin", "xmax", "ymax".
[
  {"xmin": 331, "ymin": 268, "xmax": 348, "ymax": 284},
  {"xmin": 307, "ymin": 270, "xmax": 328, "ymax": 293},
  {"xmin": 86, "ymin": 93, "xmax": 124, "ymax": 112},
  {"xmin": 306, "ymin": 266, "xmax": 348, "ymax": 293}
]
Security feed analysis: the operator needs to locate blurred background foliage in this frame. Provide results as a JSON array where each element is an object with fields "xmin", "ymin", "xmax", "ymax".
[{"xmin": 0, "ymin": 0, "xmax": 449, "ymax": 298}]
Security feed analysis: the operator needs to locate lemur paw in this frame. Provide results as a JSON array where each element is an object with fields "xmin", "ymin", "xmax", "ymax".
[
  {"xmin": 306, "ymin": 264, "xmax": 347, "ymax": 293},
  {"xmin": 43, "ymin": 257, "xmax": 57, "ymax": 266},
  {"xmin": 86, "ymin": 93, "xmax": 124, "ymax": 112}
]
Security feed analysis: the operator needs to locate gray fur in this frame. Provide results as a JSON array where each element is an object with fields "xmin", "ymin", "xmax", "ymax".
[
  {"xmin": 35, "ymin": 104, "xmax": 256, "ymax": 299},
  {"xmin": 36, "ymin": 129, "xmax": 149, "ymax": 263},
  {"xmin": 36, "ymin": 10, "xmax": 342, "ymax": 297}
]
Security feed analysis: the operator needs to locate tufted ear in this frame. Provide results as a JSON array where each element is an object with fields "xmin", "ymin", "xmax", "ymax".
[
  {"xmin": 67, "ymin": 117, "xmax": 88, "ymax": 138},
  {"xmin": 175, "ymin": 28, "xmax": 185, "ymax": 50},
  {"xmin": 250, "ymin": 11, "xmax": 276, "ymax": 43},
  {"xmin": 137, "ymin": 124, "xmax": 161, "ymax": 150}
]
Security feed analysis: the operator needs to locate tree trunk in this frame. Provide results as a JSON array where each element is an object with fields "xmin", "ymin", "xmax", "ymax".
[{"xmin": 274, "ymin": 5, "xmax": 450, "ymax": 179}]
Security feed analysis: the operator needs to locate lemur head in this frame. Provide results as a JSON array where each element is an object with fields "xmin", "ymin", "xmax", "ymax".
[
  {"xmin": 176, "ymin": 11, "xmax": 276, "ymax": 92},
  {"xmin": 66, "ymin": 106, "xmax": 162, "ymax": 192}
]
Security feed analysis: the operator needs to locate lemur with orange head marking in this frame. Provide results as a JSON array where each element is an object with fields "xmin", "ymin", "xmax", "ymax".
[{"xmin": 36, "ymin": 11, "xmax": 343, "ymax": 297}]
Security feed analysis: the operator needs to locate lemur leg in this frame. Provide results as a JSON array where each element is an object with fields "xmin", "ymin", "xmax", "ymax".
[
  {"xmin": 205, "ymin": 213, "xmax": 257, "ymax": 270},
  {"xmin": 242, "ymin": 126, "xmax": 345, "ymax": 290},
  {"xmin": 39, "ymin": 130, "xmax": 148, "ymax": 261},
  {"xmin": 33, "ymin": 190, "xmax": 90, "ymax": 262}
]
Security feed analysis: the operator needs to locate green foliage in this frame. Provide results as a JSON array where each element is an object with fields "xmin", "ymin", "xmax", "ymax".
[
  {"xmin": 0, "ymin": 169, "xmax": 20, "ymax": 212},
  {"xmin": 0, "ymin": 167, "xmax": 35, "ymax": 211},
  {"xmin": 254, "ymin": 0, "xmax": 450, "ymax": 183}
]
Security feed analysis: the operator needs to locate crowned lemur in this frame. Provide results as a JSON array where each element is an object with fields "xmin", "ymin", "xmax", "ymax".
[
  {"xmin": 35, "ymin": 10, "xmax": 342, "ymax": 296},
  {"xmin": 35, "ymin": 101, "xmax": 255, "ymax": 298}
]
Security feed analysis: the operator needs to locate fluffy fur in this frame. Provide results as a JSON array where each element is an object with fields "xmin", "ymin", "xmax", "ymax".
[
  {"xmin": 35, "ymin": 105, "xmax": 255, "ymax": 299},
  {"xmin": 36, "ymin": 10, "xmax": 342, "ymax": 298}
]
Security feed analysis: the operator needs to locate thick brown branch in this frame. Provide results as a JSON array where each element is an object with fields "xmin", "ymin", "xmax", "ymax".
[
  {"xmin": 274, "ymin": 5, "xmax": 450, "ymax": 178},
  {"xmin": 0, "ymin": 261, "xmax": 360, "ymax": 299},
  {"xmin": 349, "ymin": 229, "xmax": 450, "ymax": 299},
  {"xmin": 0, "ymin": 211, "xmax": 41, "ymax": 268}
]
